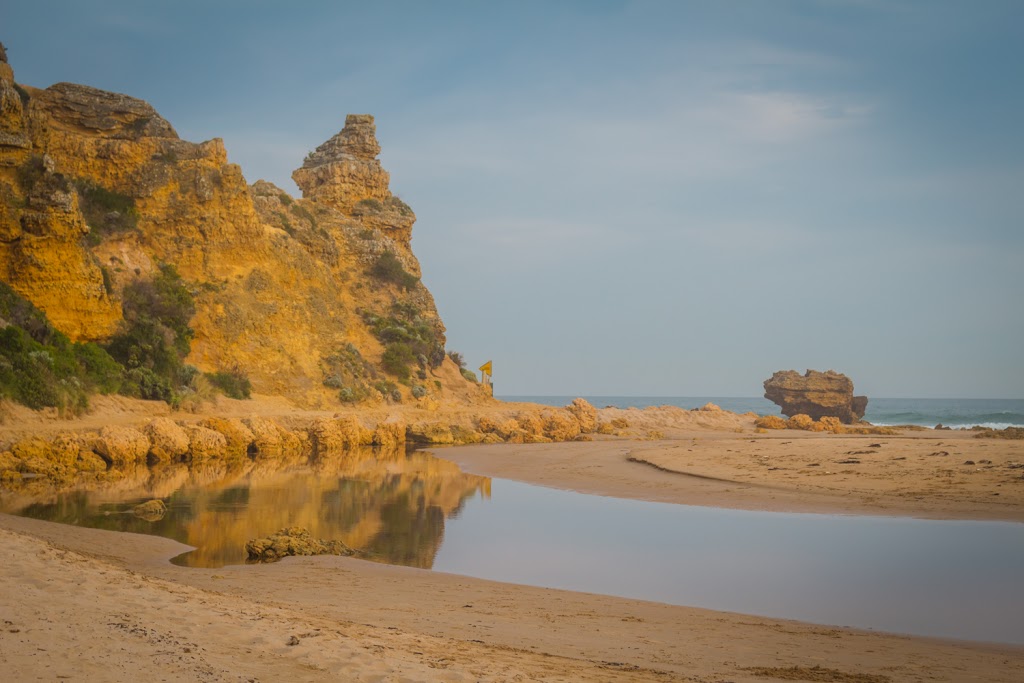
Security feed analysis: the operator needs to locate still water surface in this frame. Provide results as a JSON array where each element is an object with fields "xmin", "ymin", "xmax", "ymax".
[{"xmin": 5, "ymin": 448, "xmax": 1022, "ymax": 645}]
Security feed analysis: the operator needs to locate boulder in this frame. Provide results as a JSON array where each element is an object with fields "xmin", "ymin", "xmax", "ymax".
[
  {"xmin": 200, "ymin": 417, "xmax": 255, "ymax": 457},
  {"xmin": 406, "ymin": 421, "xmax": 455, "ymax": 445},
  {"xmin": 543, "ymin": 410, "xmax": 582, "ymax": 441},
  {"xmin": 245, "ymin": 527, "xmax": 354, "ymax": 562},
  {"xmin": 242, "ymin": 416, "xmax": 304, "ymax": 456},
  {"xmin": 183, "ymin": 425, "xmax": 228, "ymax": 460},
  {"xmin": 372, "ymin": 418, "xmax": 406, "ymax": 448},
  {"xmin": 566, "ymin": 398, "xmax": 598, "ymax": 433},
  {"xmin": 785, "ymin": 414, "xmax": 815, "ymax": 430},
  {"xmin": 310, "ymin": 416, "xmax": 372, "ymax": 453},
  {"xmin": 754, "ymin": 415, "xmax": 787, "ymax": 430},
  {"xmin": 93, "ymin": 426, "xmax": 150, "ymax": 466},
  {"xmin": 143, "ymin": 418, "xmax": 190, "ymax": 462},
  {"xmin": 132, "ymin": 499, "xmax": 167, "ymax": 521},
  {"xmin": 763, "ymin": 369, "xmax": 867, "ymax": 424}
]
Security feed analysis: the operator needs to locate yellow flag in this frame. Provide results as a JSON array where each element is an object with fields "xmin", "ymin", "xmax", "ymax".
[{"xmin": 479, "ymin": 360, "xmax": 492, "ymax": 375}]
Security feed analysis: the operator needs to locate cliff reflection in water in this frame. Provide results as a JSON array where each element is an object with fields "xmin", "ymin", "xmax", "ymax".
[{"xmin": 6, "ymin": 446, "xmax": 490, "ymax": 568}]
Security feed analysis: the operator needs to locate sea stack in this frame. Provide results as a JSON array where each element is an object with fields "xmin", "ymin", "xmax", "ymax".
[{"xmin": 763, "ymin": 369, "xmax": 868, "ymax": 424}]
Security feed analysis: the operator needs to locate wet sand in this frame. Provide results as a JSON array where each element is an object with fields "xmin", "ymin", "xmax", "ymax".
[{"xmin": 3, "ymin": 422, "xmax": 1024, "ymax": 681}]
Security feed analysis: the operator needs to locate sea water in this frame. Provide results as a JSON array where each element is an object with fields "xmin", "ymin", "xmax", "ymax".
[{"xmin": 502, "ymin": 396, "xmax": 1024, "ymax": 429}]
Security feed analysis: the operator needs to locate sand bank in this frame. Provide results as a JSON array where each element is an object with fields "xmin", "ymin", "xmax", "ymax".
[{"xmin": 441, "ymin": 429, "xmax": 1024, "ymax": 521}]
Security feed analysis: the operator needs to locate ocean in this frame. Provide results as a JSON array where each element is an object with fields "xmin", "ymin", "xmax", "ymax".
[{"xmin": 499, "ymin": 396, "xmax": 1024, "ymax": 430}]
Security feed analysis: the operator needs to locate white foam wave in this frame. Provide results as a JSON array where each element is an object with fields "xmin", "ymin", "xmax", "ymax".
[{"xmin": 871, "ymin": 422, "xmax": 1022, "ymax": 430}]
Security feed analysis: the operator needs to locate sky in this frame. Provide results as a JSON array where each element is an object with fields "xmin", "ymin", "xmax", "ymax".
[{"xmin": 3, "ymin": 1, "xmax": 1022, "ymax": 398}]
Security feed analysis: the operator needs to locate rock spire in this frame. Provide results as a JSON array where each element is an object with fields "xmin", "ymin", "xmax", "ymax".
[{"xmin": 292, "ymin": 114, "xmax": 415, "ymax": 245}]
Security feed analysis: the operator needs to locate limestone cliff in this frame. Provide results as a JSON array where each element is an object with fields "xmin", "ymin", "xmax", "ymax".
[{"xmin": 0, "ymin": 46, "xmax": 483, "ymax": 407}]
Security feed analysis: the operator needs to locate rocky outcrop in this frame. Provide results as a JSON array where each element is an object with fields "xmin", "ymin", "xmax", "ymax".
[
  {"xmin": 292, "ymin": 115, "xmax": 417, "ymax": 251},
  {"xmin": 763, "ymin": 370, "xmax": 868, "ymax": 424},
  {"xmin": 566, "ymin": 398, "xmax": 598, "ymax": 433},
  {"xmin": 0, "ymin": 50, "xmax": 479, "ymax": 407},
  {"xmin": 0, "ymin": 42, "xmax": 30, "ymax": 152},
  {"xmin": 245, "ymin": 526, "xmax": 354, "ymax": 562}
]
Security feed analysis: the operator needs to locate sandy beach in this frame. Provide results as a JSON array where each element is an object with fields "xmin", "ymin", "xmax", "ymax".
[{"xmin": 2, "ymin": 418, "xmax": 1023, "ymax": 682}]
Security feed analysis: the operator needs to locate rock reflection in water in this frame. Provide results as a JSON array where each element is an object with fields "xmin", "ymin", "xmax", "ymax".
[{"xmin": 3, "ymin": 446, "xmax": 490, "ymax": 568}]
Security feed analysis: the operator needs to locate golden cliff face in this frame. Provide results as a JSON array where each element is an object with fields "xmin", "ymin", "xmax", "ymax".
[{"xmin": 0, "ymin": 48, "xmax": 480, "ymax": 407}]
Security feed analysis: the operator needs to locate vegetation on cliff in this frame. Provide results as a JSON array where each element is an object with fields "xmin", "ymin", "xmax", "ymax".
[
  {"xmin": 106, "ymin": 264, "xmax": 195, "ymax": 404},
  {"xmin": 0, "ymin": 270, "xmax": 249, "ymax": 412},
  {"xmin": 0, "ymin": 282, "xmax": 121, "ymax": 414}
]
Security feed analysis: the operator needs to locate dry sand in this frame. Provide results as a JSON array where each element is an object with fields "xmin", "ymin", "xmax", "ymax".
[{"xmin": 2, "ymin": 400, "xmax": 1023, "ymax": 681}]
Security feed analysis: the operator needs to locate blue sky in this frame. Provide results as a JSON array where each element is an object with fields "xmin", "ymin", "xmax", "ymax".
[{"xmin": 4, "ymin": 1, "xmax": 1022, "ymax": 397}]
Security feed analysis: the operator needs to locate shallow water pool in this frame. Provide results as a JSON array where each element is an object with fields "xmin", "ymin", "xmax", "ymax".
[{"xmin": 4, "ymin": 448, "xmax": 1022, "ymax": 644}]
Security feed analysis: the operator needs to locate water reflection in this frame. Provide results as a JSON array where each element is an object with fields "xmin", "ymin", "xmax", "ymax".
[{"xmin": 1, "ymin": 446, "xmax": 490, "ymax": 568}]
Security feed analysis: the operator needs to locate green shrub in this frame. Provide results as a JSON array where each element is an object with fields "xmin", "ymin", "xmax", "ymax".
[
  {"xmin": 129, "ymin": 116, "xmax": 152, "ymax": 134},
  {"xmin": 411, "ymin": 384, "xmax": 427, "ymax": 399},
  {"xmin": 461, "ymin": 368, "xmax": 478, "ymax": 383},
  {"xmin": 0, "ymin": 328, "xmax": 90, "ymax": 415},
  {"xmin": 205, "ymin": 368, "xmax": 252, "ymax": 400},
  {"xmin": 278, "ymin": 193, "xmax": 293, "ymax": 206},
  {"xmin": 290, "ymin": 203, "xmax": 316, "ymax": 228},
  {"xmin": 121, "ymin": 367, "xmax": 174, "ymax": 403},
  {"xmin": 15, "ymin": 155, "xmax": 46, "ymax": 194},
  {"xmin": 372, "ymin": 379, "xmax": 401, "ymax": 403},
  {"xmin": 0, "ymin": 281, "xmax": 59, "ymax": 345},
  {"xmin": 74, "ymin": 180, "xmax": 139, "ymax": 244},
  {"xmin": 381, "ymin": 343, "xmax": 415, "ymax": 380},
  {"xmin": 338, "ymin": 386, "xmax": 368, "ymax": 403},
  {"xmin": 364, "ymin": 305, "xmax": 445, "ymax": 380},
  {"xmin": 387, "ymin": 195, "xmax": 413, "ymax": 216},
  {"xmin": 74, "ymin": 342, "xmax": 123, "ymax": 394},
  {"xmin": 354, "ymin": 198, "xmax": 383, "ymax": 214},
  {"xmin": 0, "ymin": 285, "xmax": 123, "ymax": 414},
  {"xmin": 274, "ymin": 211, "xmax": 295, "ymax": 236},
  {"xmin": 447, "ymin": 351, "xmax": 466, "ymax": 369},
  {"xmin": 105, "ymin": 264, "xmax": 196, "ymax": 404},
  {"xmin": 321, "ymin": 343, "xmax": 376, "ymax": 403},
  {"xmin": 369, "ymin": 250, "xmax": 419, "ymax": 290}
]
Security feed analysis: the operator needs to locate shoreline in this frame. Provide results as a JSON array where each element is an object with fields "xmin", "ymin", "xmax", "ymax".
[
  {"xmin": 437, "ymin": 430, "xmax": 1024, "ymax": 522},
  {"xmin": 2, "ymin": 512, "xmax": 1022, "ymax": 683}
]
